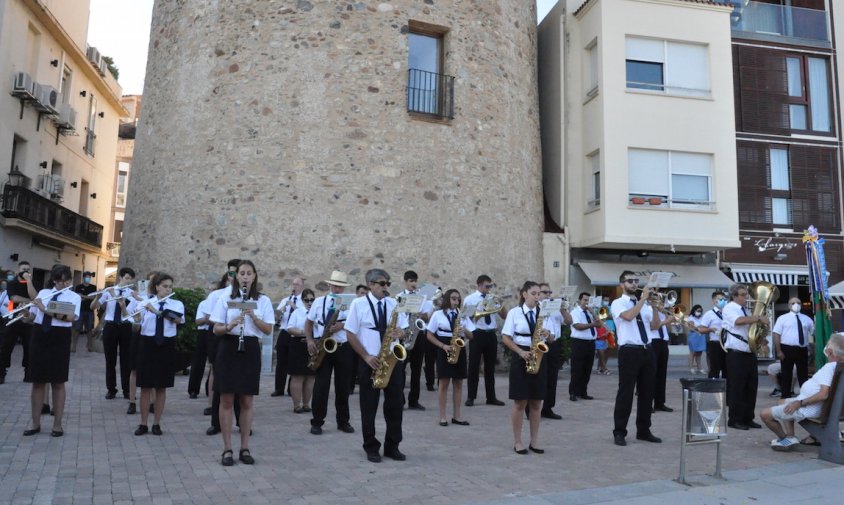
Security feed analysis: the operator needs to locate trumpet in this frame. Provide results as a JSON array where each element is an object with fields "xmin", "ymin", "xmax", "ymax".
[
  {"xmin": 121, "ymin": 293, "xmax": 175, "ymax": 322},
  {"xmin": 636, "ymin": 288, "xmax": 677, "ymax": 307},
  {"xmin": 3, "ymin": 286, "xmax": 72, "ymax": 320}
]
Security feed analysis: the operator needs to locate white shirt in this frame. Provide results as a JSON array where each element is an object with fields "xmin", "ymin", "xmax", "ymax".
[
  {"xmin": 502, "ymin": 304, "xmax": 540, "ymax": 347},
  {"xmin": 276, "ymin": 292, "xmax": 306, "ymax": 329},
  {"xmin": 287, "ymin": 307, "xmax": 308, "ymax": 335},
  {"xmin": 396, "ymin": 289, "xmax": 434, "ymax": 329},
  {"xmin": 610, "ymin": 294, "xmax": 650, "ymax": 347},
  {"xmin": 701, "ymin": 308, "xmax": 724, "ymax": 342},
  {"xmin": 426, "ymin": 309, "xmax": 476, "ymax": 338},
  {"xmin": 0, "ymin": 290, "xmax": 9, "ymax": 317},
  {"xmin": 99, "ymin": 285, "xmax": 135, "ymax": 322},
  {"xmin": 773, "ymin": 312, "xmax": 814, "ymax": 347},
  {"xmin": 647, "ymin": 307, "xmax": 669, "ymax": 342},
  {"xmin": 722, "ymin": 301, "xmax": 751, "ymax": 352},
  {"xmin": 210, "ymin": 292, "xmax": 275, "ymax": 338},
  {"xmin": 793, "ymin": 361, "xmax": 837, "ymax": 418},
  {"xmin": 195, "ymin": 298, "xmax": 214, "ymax": 331},
  {"xmin": 463, "ymin": 290, "xmax": 499, "ymax": 330},
  {"xmin": 344, "ymin": 293, "xmax": 407, "ymax": 356},
  {"xmin": 29, "ymin": 288, "xmax": 81, "ymax": 327},
  {"xmin": 307, "ymin": 294, "xmax": 350, "ymax": 343},
  {"xmin": 134, "ymin": 298, "xmax": 185, "ymax": 337},
  {"xmin": 542, "ymin": 310, "xmax": 564, "ymax": 341},
  {"xmin": 570, "ymin": 306, "xmax": 597, "ymax": 341}
]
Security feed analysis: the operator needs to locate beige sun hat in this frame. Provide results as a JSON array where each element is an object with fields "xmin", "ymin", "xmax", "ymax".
[{"xmin": 325, "ymin": 271, "xmax": 351, "ymax": 287}]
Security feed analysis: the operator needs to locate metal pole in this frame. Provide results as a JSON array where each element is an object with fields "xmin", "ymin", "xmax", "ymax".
[
  {"xmin": 677, "ymin": 388, "xmax": 689, "ymax": 485},
  {"xmin": 714, "ymin": 433, "xmax": 724, "ymax": 479}
]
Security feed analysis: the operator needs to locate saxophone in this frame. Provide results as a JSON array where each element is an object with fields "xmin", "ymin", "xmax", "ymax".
[
  {"xmin": 372, "ymin": 297, "xmax": 408, "ymax": 389},
  {"xmin": 525, "ymin": 309, "xmax": 549, "ymax": 375},
  {"xmin": 446, "ymin": 310, "xmax": 466, "ymax": 365},
  {"xmin": 307, "ymin": 297, "xmax": 339, "ymax": 371}
]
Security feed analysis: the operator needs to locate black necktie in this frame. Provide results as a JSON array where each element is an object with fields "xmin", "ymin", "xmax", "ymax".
[
  {"xmin": 659, "ymin": 324, "xmax": 667, "ymax": 340},
  {"xmin": 41, "ymin": 292, "xmax": 61, "ymax": 333},
  {"xmin": 377, "ymin": 300, "xmax": 387, "ymax": 335},
  {"xmin": 448, "ymin": 311, "xmax": 456, "ymax": 332},
  {"xmin": 584, "ymin": 309, "xmax": 596, "ymax": 337},
  {"xmin": 632, "ymin": 298, "xmax": 648, "ymax": 344},
  {"xmin": 796, "ymin": 313, "xmax": 805, "ymax": 346},
  {"xmin": 527, "ymin": 310, "xmax": 536, "ymax": 335},
  {"xmin": 114, "ymin": 289, "xmax": 123, "ymax": 322},
  {"xmin": 154, "ymin": 302, "xmax": 166, "ymax": 344}
]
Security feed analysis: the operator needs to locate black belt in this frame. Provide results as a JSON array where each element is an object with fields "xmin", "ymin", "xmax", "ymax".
[
  {"xmin": 224, "ymin": 333, "xmax": 260, "ymax": 339},
  {"xmin": 106, "ymin": 320, "xmax": 132, "ymax": 326},
  {"xmin": 727, "ymin": 349, "xmax": 753, "ymax": 354},
  {"xmin": 621, "ymin": 343, "xmax": 648, "ymax": 349}
]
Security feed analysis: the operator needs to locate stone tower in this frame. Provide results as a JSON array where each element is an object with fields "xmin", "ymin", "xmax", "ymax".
[{"xmin": 122, "ymin": 0, "xmax": 544, "ymax": 297}]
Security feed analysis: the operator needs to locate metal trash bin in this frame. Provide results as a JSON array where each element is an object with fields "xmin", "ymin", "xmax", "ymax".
[{"xmin": 677, "ymin": 378, "xmax": 727, "ymax": 485}]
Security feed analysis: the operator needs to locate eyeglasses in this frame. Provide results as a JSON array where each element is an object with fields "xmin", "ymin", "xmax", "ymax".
[
  {"xmin": 736, "ymin": 292, "xmax": 748, "ymax": 297},
  {"xmin": 303, "ymin": 298, "xmax": 315, "ymax": 303},
  {"xmin": 483, "ymin": 284, "xmax": 496, "ymax": 289},
  {"xmin": 540, "ymin": 290, "xmax": 552, "ymax": 295},
  {"xmin": 371, "ymin": 280, "xmax": 391, "ymax": 287},
  {"xmin": 624, "ymin": 279, "xmax": 639, "ymax": 284}
]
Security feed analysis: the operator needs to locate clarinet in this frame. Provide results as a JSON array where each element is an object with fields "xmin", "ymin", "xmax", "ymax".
[{"xmin": 237, "ymin": 286, "xmax": 247, "ymax": 353}]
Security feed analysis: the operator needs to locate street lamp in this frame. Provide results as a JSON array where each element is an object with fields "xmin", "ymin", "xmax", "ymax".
[{"xmin": 8, "ymin": 166, "xmax": 26, "ymax": 187}]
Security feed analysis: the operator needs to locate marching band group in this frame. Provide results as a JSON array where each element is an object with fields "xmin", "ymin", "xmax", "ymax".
[{"xmin": 2, "ymin": 260, "xmax": 844, "ymax": 464}]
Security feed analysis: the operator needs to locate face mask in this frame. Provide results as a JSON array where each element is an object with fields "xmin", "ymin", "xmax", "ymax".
[
  {"xmin": 84, "ymin": 277, "xmax": 92, "ymax": 283},
  {"xmin": 790, "ymin": 303, "xmax": 801, "ymax": 313},
  {"xmin": 716, "ymin": 299, "xmax": 727, "ymax": 309},
  {"xmin": 694, "ymin": 311, "xmax": 702, "ymax": 317},
  {"xmin": 5, "ymin": 274, "xmax": 12, "ymax": 282}
]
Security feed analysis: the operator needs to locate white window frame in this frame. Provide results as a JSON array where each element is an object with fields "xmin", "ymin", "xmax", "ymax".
[
  {"xmin": 587, "ymin": 151, "xmax": 600, "ymax": 209},
  {"xmin": 628, "ymin": 148, "xmax": 713, "ymax": 210},
  {"xmin": 116, "ymin": 163, "xmax": 129, "ymax": 208},
  {"xmin": 585, "ymin": 38, "xmax": 599, "ymax": 99},
  {"xmin": 625, "ymin": 37, "xmax": 710, "ymax": 98}
]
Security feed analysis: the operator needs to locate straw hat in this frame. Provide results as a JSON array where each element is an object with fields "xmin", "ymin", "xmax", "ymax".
[{"xmin": 325, "ymin": 271, "xmax": 350, "ymax": 287}]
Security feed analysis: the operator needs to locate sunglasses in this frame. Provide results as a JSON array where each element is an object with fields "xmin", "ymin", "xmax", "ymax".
[
  {"xmin": 624, "ymin": 279, "xmax": 639, "ymax": 284},
  {"xmin": 371, "ymin": 280, "xmax": 391, "ymax": 287},
  {"xmin": 483, "ymin": 284, "xmax": 496, "ymax": 289},
  {"xmin": 540, "ymin": 290, "xmax": 552, "ymax": 295},
  {"xmin": 303, "ymin": 298, "xmax": 315, "ymax": 303}
]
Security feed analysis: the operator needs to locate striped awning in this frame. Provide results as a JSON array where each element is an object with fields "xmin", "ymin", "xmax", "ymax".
[
  {"xmin": 728, "ymin": 265, "xmax": 808, "ymax": 286},
  {"xmin": 828, "ymin": 280, "xmax": 844, "ymax": 309}
]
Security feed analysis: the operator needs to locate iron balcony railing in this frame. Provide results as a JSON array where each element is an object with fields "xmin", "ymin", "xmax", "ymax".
[
  {"xmin": 407, "ymin": 68, "xmax": 455, "ymax": 120},
  {"xmin": 731, "ymin": 1, "xmax": 829, "ymax": 44},
  {"xmin": 1, "ymin": 184, "xmax": 104, "ymax": 248}
]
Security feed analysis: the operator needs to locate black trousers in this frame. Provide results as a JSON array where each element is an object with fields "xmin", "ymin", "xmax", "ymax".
[
  {"xmin": 0, "ymin": 321, "xmax": 15, "ymax": 375},
  {"xmin": 0, "ymin": 320, "xmax": 31, "ymax": 375},
  {"xmin": 467, "ymin": 329, "xmax": 498, "ymax": 401},
  {"xmin": 613, "ymin": 345, "xmax": 655, "ymax": 438},
  {"xmin": 188, "ymin": 329, "xmax": 211, "ymax": 395},
  {"xmin": 726, "ymin": 350, "xmax": 757, "ymax": 424},
  {"xmin": 707, "ymin": 340, "xmax": 726, "ymax": 378},
  {"xmin": 650, "ymin": 339, "xmax": 669, "ymax": 408},
  {"xmin": 405, "ymin": 331, "xmax": 426, "ymax": 405},
  {"xmin": 358, "ymin": 358, "xmax": 404, "ymax": 455},
  {"xmin": 568, "ymin": 338, "xmax": 595, "ymax": 399},
  {"xmin": 274, "ymin": 329, "xmax": 291, "ymax": 393},
  {"xmin": 311, "ymin": 343, "xmax": 353, "ymax": 427},
  {"xmin": 424, "ymin": 334, "xmax": 437, "ymax": 389},
  {"xmin": 541, "ymin": 338, "xmax": 564, "ymax": 410},
  {"xmin": 103, "ymin": 322, "xmax": 133, "ymax": 396},
  {"xmin": 779, "ymin": 344, "xmax": 809, "ymax": 398}
]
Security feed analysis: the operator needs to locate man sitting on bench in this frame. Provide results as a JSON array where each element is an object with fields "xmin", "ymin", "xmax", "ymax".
[{"xmin": 760, "ymin": 333, "xmax": 844, "ymax": 451}]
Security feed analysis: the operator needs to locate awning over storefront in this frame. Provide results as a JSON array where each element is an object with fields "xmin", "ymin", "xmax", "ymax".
[
  {"xmin": 728, "ymin": 264, "xmax": 808, "ymax": 286},
  {"xmin": 828, "ymin": 280, "xmax": 844, "ymax": 309},
  {"xmin": 576, "ymin": 261, "xmax": 734, "ymax": 288}
]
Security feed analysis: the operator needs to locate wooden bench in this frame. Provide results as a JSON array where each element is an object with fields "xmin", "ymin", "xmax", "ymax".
[{"xmin": 799, "ymin": 362, "xmax": 844, "ymax": 464}]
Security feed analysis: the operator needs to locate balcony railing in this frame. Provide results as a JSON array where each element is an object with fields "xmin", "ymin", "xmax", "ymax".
[
  {"xmin": 407, "ymin": 68, "xmax": 455, "ymax": 120},
  {"xmin": 731, "ymin": 1, "xmax": 829, "ymax": 44},
  {"xmin": 1, "ymin": 184, "xmax": 103, "ymax": 248}
]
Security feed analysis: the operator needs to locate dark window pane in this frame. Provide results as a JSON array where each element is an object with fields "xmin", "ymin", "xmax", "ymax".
[{"xmin": 626, "ymin": 60, "xmax": 664, "ymax": 91}]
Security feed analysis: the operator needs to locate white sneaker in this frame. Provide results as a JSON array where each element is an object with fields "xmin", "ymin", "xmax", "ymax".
[
  {"xmin": 771, "ymin": 438, "xmax": 797, "ymax": 451},
  {"xmin": 786, "ymin": 436, "xmax": 800, "ymax": 445}
]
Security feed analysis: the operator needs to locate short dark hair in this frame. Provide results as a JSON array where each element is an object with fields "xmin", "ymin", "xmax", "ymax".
[
  {"xmin": 619, "ymin": 270, "xmax": 636, "ymax": 283},
  {"xmin": 356, "ymin": 284, "xmax": 368, "ymax": 292},
  {"xmin": 578, "ymin": 292, "xmax": 591, "ymax": 301},
  {"xmin": 711, "ymin": 291, "xmax": 725, "ymax": 299},
  {"xmin": 83, "ymin": 271, "xmax": 95, "ymax": 277},
  {"xmin": 403, "ymin": 270, "xmax": 418, "ymax": 281},
  {"xmin": 227, "ymin": 259, "xmax": 241, "ymax": 269},
  {"xmin": 151, "ymin": 272, "xmax": 174, "ymax": 293},
  {"xmin": 118, "ymin": 267, "xmax": 135, "ymax": 278},
  {"xmin": 476, "ymin": 274, "xmax": 492, "ymax": 285},
  {"xmin": 691, "ymin": 304, "xmax": 703, "ymax": 314},
  {"xmin": 19, "ymin": 261, "xmax": 30, "ymax": 267},
  {"xmin": 50, "ymin": 264, "xmax": 72, "ymax": 282}
]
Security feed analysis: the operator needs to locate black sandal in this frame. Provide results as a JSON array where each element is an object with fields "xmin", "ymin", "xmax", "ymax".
[
  {"xmin": 239, "ymin": 448, "xmax": 255, "ymax": 465},
  {"xmin": 221, "ymin": 449, "xmax": 234, "ymax": 466}
]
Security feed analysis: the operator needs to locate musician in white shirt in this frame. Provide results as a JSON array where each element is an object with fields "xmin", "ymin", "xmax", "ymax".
[
  {"xmin": 91, "ymin": 267, "xmax": 136, "ymax": 401},
  {"xmin": 273, "ymin": 276, "xmax": 305, "ymax": 397},
  {"xmin": 568, "ymin": 292, "xmax": 601, "ymax": 408},
  {"xmin": 537, "ymin": 284, "xmax": 571, "ymax": 419},
  {"xmin": 463, "ymin": 274, "xmax": 507, "ymax": 407},
  {"xmin": 772, "ymin": 297, "xmax": 814, "ymax": 399},
  {"xmin": 287, "ymin": 289, "xmax": 315, "ymax": 413},
  {"xmin": 648, "ymin": 300, "xmax": 675, "ymax": 413},
  {"xmin": 698, "ymin": 291, "xmax": 728, "ymax": 378}
]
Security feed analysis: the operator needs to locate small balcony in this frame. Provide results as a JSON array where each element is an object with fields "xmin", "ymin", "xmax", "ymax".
[
  {"xmin": 406, "ymin": 68, "xmax": 455, "ymax": 120},
  {"xmin": 1, "ymin": 184, "xmax": 104, "ymax": 249},
  {"xmin": 731, "ymin": 1, "xmax": 830, "ymax": 47}
]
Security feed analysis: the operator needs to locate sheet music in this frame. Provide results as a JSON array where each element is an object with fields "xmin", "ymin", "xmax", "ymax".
[
  {"xmin": 137, "ymin": 280, "xmax": 149, "ymax": 296},
  {"xmin": 645, "ymin": 272, "xmax": 674, "ymax": 288},
  {"xmin": 328, "ymin": 293, "xmax": 357, "ymax": 311},
  {"xmin": 46, "ymin": 301, "xmax": 76, "ymax": 316},
  {"xmin": 558, "ymin": 285, "xmax": 579, "ymax": 304},
  {"xmin": 539, "ymin": 299, "xmax": 562, "ymax": 317},
  {"xmin": 417, "ymin": 284, "xmax": 440, "ymax": 299},
  {"xmin": 227, "ymin": 300, "xmax": 259, "ymax": 310},
  {"xmin": 398, "ymin": 294, "xmax": 426, "ymax": 313},
  {"xmin": 588, "ymin": 296, "xmax": 603, "ymax": 310}
]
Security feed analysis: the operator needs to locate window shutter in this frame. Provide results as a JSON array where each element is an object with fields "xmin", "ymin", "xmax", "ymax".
[
  {"xmin": 790, "ymin": 146, "xmax": 840, "ymax": 232},
  {"xmin": 737, "ymin": 141, "xmax": 773, "ymax": 229},
  {"xmin": 736, "ymin": 46, "xmax": 789, "ymax": 134}
]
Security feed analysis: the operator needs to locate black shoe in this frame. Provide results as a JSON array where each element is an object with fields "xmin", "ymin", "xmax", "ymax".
[
  {"xmin": 310, "ymin": 426, "xmax": 322, "ymax": 435},
  {"xmin": 486, "ymin": 399, "xmax": 505, "ymax": 406},
  {"xmin": 23, "ymin": 427, "xmax": 41, "ymax": 436},
  {"xmin": 203, "ymin": 407, "xmax": 212, "ymax": 416},
  {"xmin": 123, "ymin": 393, "xmax": 129, "ymax": 400},
  {"xmin": 270, "ymin": 390, "xmax": 283, "ymax": 397},
  {"xmin": 407, "ymin": 403, "xmax": 426, "ymax": 411},
  {"xmin": 769, "ymin": 388, "xmax": 782, "ymax": 397},
  {"xmin": 338, "ymin": 424, "xmax": 355, "ymax": 433},
  {"xmin": 303, "ymin": 406, "xmax": 311, "ymax": 412},
  {"xmin": 426, "ymin": 385, "xmax": 435, "ymax": 392},
  {"xmin": 126, "ymin": 403, "xmax": 136, "ymax": 415},
  {"xmin": 528, "ymin": 445, "xmax": 544, "ymax": 454},
  {"xmin": 569, "ymin": 394, "xmax": 578, "ymax": 402},
  {"xmin": 189, "ymin": 393, "xmax": 198, "ymax": 399},
  {"xmin": 294, "ymin": 406, "xmax": 304, "ymax": 414},
  {"xmin": 221, "ymin": 449, "xmax": 234, "ymax": 466},
  {"xmin": 747, "ymin": 421, "xmax": 762, "ymax": 429},
  {"xmin": 613, "ymin": 434, "xmax": 627, "ymax": 446},
  {"xmin": 50, "ymin": 429, "xmax": 63, "ymax": 437},
  {"xmin": 41, "ymin": 404, "xmax": 50, "ymax": 415},
  {"xmin": 151, "ymin": 424, "xmax": 163, "ymax": 436},
  {"xmin": 514, "ymin": 446, "xmax": 529, "ymax": 454},
  {"xmin": 384, "ymin": 449, "xmax": 406, "ymax": 461},
  {"xmin": 366, "ymin": 452, "xmax": 382, "ymax": 463},
  {"xmin": 238, "ymin": 449, "xmax": 254, "ymax": 465},
  {"xmin": 636, "ymin": 432, "xmax": 662, "ymax": 443},
  {"xmin": 465, "ymin": 399, "xmax": 474, "ymax": 407},
  {"xmin": 654, "ymin": 405, "xmax": 674, "ymax": 412},
  {"xmin": 580, "ymin": 395, "xmax": 594, "ymax": 400},
  {"xmin": 451, "ymin": 418, "xmax": 470, "ymax": 426},
  {"xmin": 206, "ymin": 426, "xmax": 221, "ymax": 436},
  {"xmin": 541, "ymin": 410, "xmax": 562, "ymax": 420},
  {"xmin": 728, "ymin": 421, "xmax": 749, "ymax": 430},
  {"xmin": 134, "ymin": 425, "xmax": 148, "ymax": 436},
  {"xmin": 0, "ymin": 375, "xmax": 5, "ymax": 385}
]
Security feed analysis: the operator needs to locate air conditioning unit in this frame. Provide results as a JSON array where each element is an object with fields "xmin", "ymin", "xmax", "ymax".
[
  {"xmin": 39, "ymin": 174, "xmax": 55, "ymax": 193},
  {"xmin": 51, "ymin": 177, "xmax": 65, "ymax": 197},
  {"xmin": 12, "ymin": 71, "xmax": 35, "ymax": 97},
  {"xmin": 34, "ymin": 83, "xmax": 59, "ymax": 115},
  {"xmin": 98, "ymin": 59, "xmax": 108, "ymax": 76},
  {"xmin": 55, "ymin": 103, "xmax": 77, "ymax": 129},
  {"xmin": 86, "ymin": 46, "xmax": 101, "ymax": 67}
]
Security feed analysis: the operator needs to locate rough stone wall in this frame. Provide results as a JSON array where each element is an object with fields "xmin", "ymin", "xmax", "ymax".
[{"xmin": 122, "ymin": 0, "xmax": 544, "ymax": 298}]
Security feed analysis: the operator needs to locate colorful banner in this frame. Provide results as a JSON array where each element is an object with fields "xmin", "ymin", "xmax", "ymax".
[{"xmin": 803, "ymin": 226, "xmax": 831, "ymax": 369}]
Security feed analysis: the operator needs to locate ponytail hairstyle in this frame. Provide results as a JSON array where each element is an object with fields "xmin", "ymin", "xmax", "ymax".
[
  {"xmin": 518, "ymin": 281, "xmax": 540, "ymax": 306},
  {"xmin": 231, "ymin": 260, "xmax": 260, "ymax": 300}
]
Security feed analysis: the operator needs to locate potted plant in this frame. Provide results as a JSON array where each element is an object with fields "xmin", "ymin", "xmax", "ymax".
[
  {"xmin": 172, "ymin": 287, "xmax": 207, "ymax": 374},
  {"xmin": 631, "ymin": 196, "xmax": 646, "ymax": 205},
  {"xmin": 648, "ymin": 197, "xmax": 663, "ymax": 205}
]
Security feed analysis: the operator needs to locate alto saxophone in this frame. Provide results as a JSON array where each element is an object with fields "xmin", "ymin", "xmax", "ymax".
[
  {"xmin": 372, "ymin": 298, "xmax": 408, "ymax": 389},
  {"xmin": 307, "ymin": 297, "xmax": 339, "ymax": 371},
  {"xmin": 446, "ymin": 310, "xmax": 466, "ymax": 365},
  {"xmin": 525, "ymin": 311, "xmax": 548, "ymax": 375}
]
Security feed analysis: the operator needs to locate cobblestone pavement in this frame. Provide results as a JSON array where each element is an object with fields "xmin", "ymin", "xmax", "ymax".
[{"xmin": 0, "ymin": 343, "xmax": 836, "ymax": 504}]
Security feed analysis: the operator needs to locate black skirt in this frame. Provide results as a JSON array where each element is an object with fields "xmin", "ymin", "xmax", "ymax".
[
  {"xmin": 206, "ymin": 331, "xmax": 220, "ymax": 365},
  {"xmin": 435, "ymin": 336, "xmax": 467, "ymax": 379},
  {"xmin": 128, "ymin": 331, "xmax": 141, "ymax": 371},
  {"xmin": 136, "ymin": 336, "xmax": 175, "ymax": 388},
  {"xmin": 508, "ymin": 345, "xmax": 547, "ymax": 401},
  {"xmin": 27, "ymin": 325, "xmax": 71, "ymax": 383},
  {"xmin": 214, "ymin": 334, "xmax": 261, "ymax": 395},
  {"xmin": 288, "ymin": 337, "xmax": 315, "ymax": 376}
]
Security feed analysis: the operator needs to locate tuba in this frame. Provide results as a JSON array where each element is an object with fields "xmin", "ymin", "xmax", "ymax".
[
  {"xmin": 307, "ymin": 297, "xmax": 340, "ymax": 371},
  {"xmin": 446, "ymin": 310, "xmax": 466, "ymax": 365},
  {"xmin": 525, "ymin": 305, "xmax": 549, "ymax": 375},
  {"xmin": 747, "ymin": 281, "xmax": 778, "ymax": 354},
  {"xmin": 372, "ymin": 296, "xmax": 408, "ymax": 389}
]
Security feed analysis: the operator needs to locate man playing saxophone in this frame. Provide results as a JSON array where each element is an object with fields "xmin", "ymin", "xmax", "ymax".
[{"xmin": 345, "ymin": 269, "xmax": 409, "ymax": 463}]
